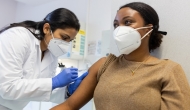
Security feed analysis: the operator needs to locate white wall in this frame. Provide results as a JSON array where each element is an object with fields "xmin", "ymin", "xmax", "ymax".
[
  {"xmin": 0, "ymin": 0, "xmax": 17, "ymax": 29},
  {"xmin": 15, "ymin": 0, "xmax": 87, "ymax": 23},
  {"xmin": 110, "ymin": 0, "xmax": 190, "ymax": 83},
  {"xmin": 14, "ymin": 0, "xmax": 55, "ymax": 6},
  {"xmin": 85, "ymin": 0, "xmax": 112, "ymax": 63}
]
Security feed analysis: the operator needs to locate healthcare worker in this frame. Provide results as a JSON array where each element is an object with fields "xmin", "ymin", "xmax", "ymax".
[{"xmin": 0, "ymin": 8, "xmax": 88, "ymax": 110}]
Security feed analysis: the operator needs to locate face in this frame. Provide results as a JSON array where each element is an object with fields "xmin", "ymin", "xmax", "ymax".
[
  {"xmin": 113, "ymin": 7, "xmax": 152, "ymax": 37},
  {"xmin": 43, "ymin": 23, "xmax": 78, "ymax": 44}
]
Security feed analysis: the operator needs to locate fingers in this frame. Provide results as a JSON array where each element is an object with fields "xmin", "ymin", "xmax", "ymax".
[
  {"xmin": 71, "ymin": 71, "xmax": 78, "ymax": 75},
  {"xmin": 72, "ymin": 77, "xmax": 78, "ymax": 81},
  {"xmin": 70, "ymin": 67, "xmax": 78, "ymax": 71},
  {"xmin": 70, "ymin": 68, "xmax": 78, "ymax": 75},
  {"xmin": 71, "ymin": 74, "xmax": 78, "ymax": 79}
]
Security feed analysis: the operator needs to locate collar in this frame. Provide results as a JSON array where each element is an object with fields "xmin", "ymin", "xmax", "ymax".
[{"xmin": 40, "ymin": 50, "xmax": 55, "ymax": 72}]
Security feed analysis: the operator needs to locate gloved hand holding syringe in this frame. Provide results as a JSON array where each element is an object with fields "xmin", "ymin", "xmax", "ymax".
[
  {"xmin": 67, "ymin": 66, "xmax": 89, "ymax": 95},
  {"xmin": 52, "ymin": 65, "xmax": 89, "ymax": 95}
]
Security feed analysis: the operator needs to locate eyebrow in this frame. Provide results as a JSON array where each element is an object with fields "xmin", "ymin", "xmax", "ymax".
[
  {"xmin": 114, "ymin": 16, "xmax": 132, "ymax": 22},
  {"xmin": 62, "ymin": 33, "xmax": 71, "ymax": 39},
  {"xmin": 122, "ymin": 16, "xmax": 132, "ymax": 20}
]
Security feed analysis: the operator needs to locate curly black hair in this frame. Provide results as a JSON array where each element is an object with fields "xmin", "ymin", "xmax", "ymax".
[{"xmin": 120, "ymin": 2, "xmax": 165, "ymax": 52}]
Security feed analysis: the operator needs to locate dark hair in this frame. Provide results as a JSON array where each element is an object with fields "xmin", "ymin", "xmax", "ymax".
[
  {"xmin": 120, "ymin": 2, "xmax": 165, "ymax": 52},
  {"xmin": 0, "ymin": 8, "xmax": 80, "ymax": 40}
]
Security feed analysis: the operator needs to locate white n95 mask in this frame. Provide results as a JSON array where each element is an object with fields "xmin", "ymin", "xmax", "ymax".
[
  {"xmin": 113, "ymin": 26, "xmax": 153, "ymax": 55},
  {"xmin": 46, "ymin": 31, "xmax": 70, "ymax": 57}
]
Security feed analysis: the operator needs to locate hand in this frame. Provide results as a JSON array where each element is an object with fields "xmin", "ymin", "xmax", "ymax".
[
  {"xmin": 52, "ymin": 68, "xmax": 78, "ymax": 90},
  {"xmin": 68, "ymin": 72, "xmax": 88, "ymax": 95}
]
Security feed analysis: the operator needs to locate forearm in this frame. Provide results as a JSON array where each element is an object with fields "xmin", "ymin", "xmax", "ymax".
[
  {"xmin": 0, "ymin": 78, "xmax": 52, "ymax": 101},
  {"xmin": 51, "ymin": 102, "xmax": 73, "ymax": 110}
]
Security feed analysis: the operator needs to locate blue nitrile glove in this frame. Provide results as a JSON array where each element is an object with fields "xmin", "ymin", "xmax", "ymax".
[
  {"xmin": 52, "ymin": 67, "xmax": 78, "ymax": 90},
  {"xmin": 68, "ymin": 72, "xmax": 88, "ymax": 95}
]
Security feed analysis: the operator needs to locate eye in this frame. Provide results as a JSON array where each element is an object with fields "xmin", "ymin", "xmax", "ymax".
[
  {"xmin": 113, "ymin": 23, "xmax": 119, "ymax": 28},
  {"xmin": 124, "ymin": 20, "xmax": 132, "ymax": 26},
  {"xmin": 61, "ymin": 35, "xmax": 70, "ymax": 42},
  {"xmin": 62, "ymin": 36, "xmax": 68, "ymax": 40}
]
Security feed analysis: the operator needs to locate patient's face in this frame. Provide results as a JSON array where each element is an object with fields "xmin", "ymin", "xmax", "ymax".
[{"xmin": 113, "ymin": 7, "xmax": 149, "ymax": 37}]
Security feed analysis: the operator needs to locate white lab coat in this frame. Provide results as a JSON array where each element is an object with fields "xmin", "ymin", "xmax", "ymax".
[{"xmin": 0, "ymin": 27, "xmax": 67, "ymax": 110}]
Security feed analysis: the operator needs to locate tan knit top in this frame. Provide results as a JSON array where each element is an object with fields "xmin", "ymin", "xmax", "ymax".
[{"xmin": 94, "ymin": 54, "xmax": 190, "ymax": 110}]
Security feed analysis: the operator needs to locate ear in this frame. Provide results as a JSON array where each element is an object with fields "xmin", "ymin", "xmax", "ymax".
[
  {"xmin": 145, "ymin": 24, "xmax": 153, "ymax": 33},
  {"xmin": 146, "ymin": 24, "xmax": 153, "ymax": 28},
  {"xmin": 43, "ymin": 23, "xmax": 51, "ymax": 35}
]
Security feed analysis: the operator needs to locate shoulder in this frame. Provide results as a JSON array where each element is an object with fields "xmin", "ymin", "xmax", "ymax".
[
  {"xmin": 161, "ymin": 59, "xmax": 181, "ymax": 68},
  {"xmin": 91, "ymin": 53, "xmax": 118, "ymax": 70},
  {"xmin": 166, "ymin": 59, "xmax": 185, "ymax": 73},
  {"xmin": 1, "ymin": 27, "xmax": 34, "ymax": 39},
  {"xmin": 88, "ymin": 57, "xmax": 107, "ymax": 74},
  {"xmin": 2, "ymin": 27, "xmax": 30, "ymax": 34},
  {"xmin": 9, "ymin": 26, "xmax": 28, "ymax": 31},
  {"xmin": 157, "ymin": 59, "xmax": 185, "ymax": 75},
  {"xmin": 88, "ymin": 54, "xmax": 118, "ymax": 80},
  {"xmin": 0, "ymin": 27, "xmax": 36, "ymax": 45},
  {"xmin": 0, "ymin": 27, "xmax": 36, "ymax": 53},
  {"xmin": 160, "ymin": 59, "xmax": 186, "ymax": 80}
]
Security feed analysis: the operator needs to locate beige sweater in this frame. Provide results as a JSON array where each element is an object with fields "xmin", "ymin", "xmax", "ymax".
[{"xmin": 94, "ymin": 54, "xmax": 190, "ymax": 110}]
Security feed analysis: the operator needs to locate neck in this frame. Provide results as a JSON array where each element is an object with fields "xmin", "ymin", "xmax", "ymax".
[
  {"xmin": 40, "ymin": 39, "xmax": 48, "ymax": 52},
  {"xmin": 123, "ymin": 48, "xmax": 150, "ymax": 62}
]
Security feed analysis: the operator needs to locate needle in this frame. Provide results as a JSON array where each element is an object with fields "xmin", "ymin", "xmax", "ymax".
[
  {"xmin": 78, "ymin": 69, "xmax": 88, "ymax": 72},
  {"xmin": 71, "ymin": 66, "xmax": 88, "ymax": 72}
]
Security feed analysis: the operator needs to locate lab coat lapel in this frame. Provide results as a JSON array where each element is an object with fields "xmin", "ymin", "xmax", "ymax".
[
  {"xmin": 40, "ymin": 50, "xmax": 54, "ymax": 72},
  {"xmin": 34, "ymin": 38, "xmax": 41, "ymax": 77}
]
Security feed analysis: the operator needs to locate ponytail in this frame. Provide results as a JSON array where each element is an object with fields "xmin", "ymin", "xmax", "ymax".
[{"xmin": 0, "ymin": 20, "xmax": 47, "ymax": 40}]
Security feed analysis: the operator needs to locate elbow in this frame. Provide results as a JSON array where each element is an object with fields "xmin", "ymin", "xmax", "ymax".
[{"xmin": 0, "ymin": 82, "xmax": 19, "ymax": 100}]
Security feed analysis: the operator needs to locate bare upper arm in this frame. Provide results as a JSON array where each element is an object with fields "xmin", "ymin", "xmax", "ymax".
[{"xmin": 50, "ymin": 57, "xmax": 107, "ymax": 110}]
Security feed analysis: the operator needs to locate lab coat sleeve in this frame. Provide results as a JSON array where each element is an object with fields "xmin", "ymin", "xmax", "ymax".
[
  {"xmin": 161, "ymin": 64, "xmax": 190, "ymax": 109},
  {"xmin": 0, "ymin": 27, "xmax": 52, "ymax": 101}
]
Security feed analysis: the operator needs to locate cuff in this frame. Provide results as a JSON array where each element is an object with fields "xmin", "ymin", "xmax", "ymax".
[{"xmin": 65, "ymin": 85, "xmax": 71, "ymax": 99}]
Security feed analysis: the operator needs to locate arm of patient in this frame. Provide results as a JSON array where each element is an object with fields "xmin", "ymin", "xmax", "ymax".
[{"xmin": 50, "ymin": 57, "xmax": 106, "ymax": 110}]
